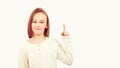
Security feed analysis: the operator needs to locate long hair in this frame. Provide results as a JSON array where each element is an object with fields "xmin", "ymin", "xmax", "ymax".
[{"xmin": 28, "ymin": 8, "xmax": 50, "ymax": 38}]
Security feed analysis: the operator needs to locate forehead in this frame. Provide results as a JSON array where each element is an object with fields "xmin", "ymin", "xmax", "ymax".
[{"xmin": 33, "ymin": 12, "xmax": 47, "ymax": 20}]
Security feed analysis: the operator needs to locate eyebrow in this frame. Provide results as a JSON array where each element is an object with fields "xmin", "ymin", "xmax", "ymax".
[{"xmin": 32, "ymin": 19, "xmax": 45, "ymax": 21}]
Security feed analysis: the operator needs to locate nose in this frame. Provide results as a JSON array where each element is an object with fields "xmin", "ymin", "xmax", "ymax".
[{"xmin": 36, "ymin": 22, "xmax": 41, "ymax": 26}]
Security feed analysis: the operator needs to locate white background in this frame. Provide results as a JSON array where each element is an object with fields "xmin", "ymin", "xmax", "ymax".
[{"xmin": 0, "ymin": 0, "xmax": 120, "ymax": 68}]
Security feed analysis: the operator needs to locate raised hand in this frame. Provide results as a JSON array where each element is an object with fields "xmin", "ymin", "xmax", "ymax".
[{"xmin": 61, "ymin": 24, "xmax": 69, "ymax": 36}]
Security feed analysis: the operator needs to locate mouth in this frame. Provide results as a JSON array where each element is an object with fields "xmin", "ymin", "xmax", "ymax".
[{"xmin": 34, "ymin": 28, "xmax": 42, "ymax": 30}]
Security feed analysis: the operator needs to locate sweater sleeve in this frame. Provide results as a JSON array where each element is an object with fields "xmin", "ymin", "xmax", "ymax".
[
  {"xmin": 18, "ymin": 44, "xmax": 29, "ymax": 68},
  {"xmin": 57, "ymin": 36, "xmax": 73, "ymax": 65}
]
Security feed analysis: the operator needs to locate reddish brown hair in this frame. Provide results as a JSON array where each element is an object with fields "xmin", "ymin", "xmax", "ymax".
[{"xmin": 28, "ymin": 8, "xmax": 50, "ymax": 38}]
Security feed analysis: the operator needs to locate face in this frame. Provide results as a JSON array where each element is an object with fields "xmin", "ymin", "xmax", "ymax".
[{"xmin": 32, "ymin": 12, "xmax": 47, "ymax": 36}]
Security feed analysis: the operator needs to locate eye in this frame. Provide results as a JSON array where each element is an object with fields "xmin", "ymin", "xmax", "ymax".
[
  {"xmin": 40, "ymin": 22, "xmax": 44, "ymax": 23},
  {"xmin": 32, "ymin": 20, "xmax": 37, "ymax": 23}
]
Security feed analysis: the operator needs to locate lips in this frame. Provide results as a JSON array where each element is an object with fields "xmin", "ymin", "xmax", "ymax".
[{"xmin": 34, "ymin": 28, "xmax": 42, "ymax": 30}]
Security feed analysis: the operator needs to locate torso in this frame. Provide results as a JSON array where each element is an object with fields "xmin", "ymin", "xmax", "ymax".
[{"xmin": 25, "ymin": 37, "xmax": 58, "ymax": 68}]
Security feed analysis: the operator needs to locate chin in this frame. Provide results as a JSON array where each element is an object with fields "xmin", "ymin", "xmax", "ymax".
[{"xmin": 33, "ymin": 30, "xmax": 44, "ymax": 35}]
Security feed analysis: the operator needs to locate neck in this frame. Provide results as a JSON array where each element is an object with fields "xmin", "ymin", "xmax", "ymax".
[
  {"xmin": 28, "ymin": 34, "xmax": 47, "ymax": 44},
  {"xmin": 33, "ymin": 34, "xmax": 46, "ymax": 40}
]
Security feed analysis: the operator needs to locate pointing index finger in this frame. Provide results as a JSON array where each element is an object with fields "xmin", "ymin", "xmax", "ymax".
[{"xmin": 63, "ymin": 24, "xmax": 66, "ymax": 31}]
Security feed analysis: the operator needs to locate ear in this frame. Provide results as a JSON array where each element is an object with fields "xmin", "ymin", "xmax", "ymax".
[
  {"xmin": 45, "ymin": 25, "xmax": 48, "ymax": 28},
  {"xmin": 46, "ymin": 24, "xmax": 48, "ymax": 28}
]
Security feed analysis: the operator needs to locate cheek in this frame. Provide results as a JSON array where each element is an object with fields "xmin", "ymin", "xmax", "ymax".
[
  {"xmin": 31, "ymin": 24, "xmax": 34, "ymax": 29},
  {"xmin": 44, "ymin": 24, "xmax": 47, "ymax": 28},
  {"xmin": 31, "ymin": 23, "xmax": 35, "ymax": 27},
  {"xmin": 43, "ymin": 22, "xmax": 47, "ymax": 28},
  {"xmin": 31, "ymin": 23, "xmax": 36, "ymax": 31}
]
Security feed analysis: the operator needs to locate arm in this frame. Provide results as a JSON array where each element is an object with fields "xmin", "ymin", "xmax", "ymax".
[
  {"xmin": 18, "ymin": 44, "xmax": 29, "ymax": 68},
  {"xmin": 57, "ymin": 36, "xmax": 73, "ymax": 65}
]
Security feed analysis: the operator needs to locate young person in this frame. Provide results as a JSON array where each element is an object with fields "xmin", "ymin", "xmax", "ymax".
[{"xmin": 18, "ymin": 8, "xmax": 73, "ymax": 68}]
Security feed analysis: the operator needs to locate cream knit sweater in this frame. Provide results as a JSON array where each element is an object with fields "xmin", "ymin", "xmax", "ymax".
[{"xmin": 18, "ymin": 36, "xmax": 73, "ymax": 68}]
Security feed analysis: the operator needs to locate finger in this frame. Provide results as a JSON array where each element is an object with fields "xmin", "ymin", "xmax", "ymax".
[{"xmin": 63, "ymin": 24, "xmax": 66, "ymax": 31}]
